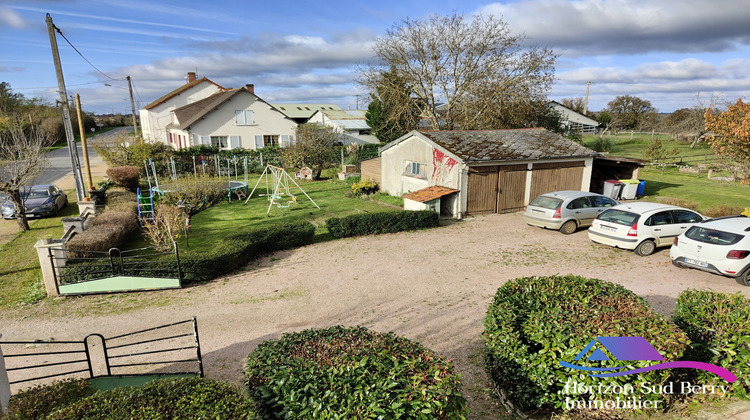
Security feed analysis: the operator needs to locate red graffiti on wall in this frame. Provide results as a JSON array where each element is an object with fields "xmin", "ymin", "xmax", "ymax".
[{"xmin": 432, "ymin": 148, "xmax": 458, "ymax": 181}]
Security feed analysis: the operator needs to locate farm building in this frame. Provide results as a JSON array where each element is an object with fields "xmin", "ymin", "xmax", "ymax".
[{"xmin": 378, "ymin": 129, "xmax": 597, "ymax": 218}]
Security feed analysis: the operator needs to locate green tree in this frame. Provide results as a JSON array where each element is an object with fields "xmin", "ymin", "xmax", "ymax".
[
  {"xmin": 281, "ymin": 124, "xmax": 340, "ymax": 180},
  {"xmin": 361, "ymin": 13, "xmax": 556, "ymax": 130},
  {"xmin": 606, "ymin": 95, "xmax": 658, "ymax": 131},
  {"xmin": 365, "ymin": 69, "xmax": 421, "ymax": 143},
  {"xmin": 704, "ymin": 99, "xmax": 750, "ymax": 182}
]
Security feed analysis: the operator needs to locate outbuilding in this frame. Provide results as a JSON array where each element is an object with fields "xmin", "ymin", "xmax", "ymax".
[{"xmin": 379, "ymin": 129, "xmax": 597, "ymax": 218}]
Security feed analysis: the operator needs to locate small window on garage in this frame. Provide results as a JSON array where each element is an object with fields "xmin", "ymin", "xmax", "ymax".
[{"xmin": 404, "ymin": 161, "xmax": 426, "ymax": 178}]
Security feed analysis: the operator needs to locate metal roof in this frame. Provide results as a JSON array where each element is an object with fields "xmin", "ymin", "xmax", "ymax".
[{"xmin": 270, "ymin": 103, "xmax": 341, "ymax": 119}]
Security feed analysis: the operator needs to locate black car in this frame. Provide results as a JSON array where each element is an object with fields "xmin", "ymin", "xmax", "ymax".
[{"xmin": 1, "ymin": 185, "xmax": 68, "ymax": 219}]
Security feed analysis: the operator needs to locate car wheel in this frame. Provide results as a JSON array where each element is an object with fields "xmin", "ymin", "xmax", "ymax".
[
  {"xmin": 736, "ymin": 268, "xmax": 750, "ymax": 287},
  {"xmin": 559, "ymin": 220, "xmax": 577, "ymax": 235},
  {"xmin": 634, "ymin": 239, "xmax": 656, "ymax": 256},
  {"xmin": 671, "ymin": 259, "xmax": 686, "ymax": 269}
]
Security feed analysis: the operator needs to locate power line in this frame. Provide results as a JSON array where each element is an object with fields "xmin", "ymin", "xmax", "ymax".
[{"xmin": 52, "ymin": 23, "xmax": 126, "ymax": 82}]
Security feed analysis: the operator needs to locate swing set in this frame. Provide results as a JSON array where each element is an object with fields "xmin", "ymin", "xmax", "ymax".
[{"xmin": 244, "ymin": 164, "xmax": 320, "ymax": 216}]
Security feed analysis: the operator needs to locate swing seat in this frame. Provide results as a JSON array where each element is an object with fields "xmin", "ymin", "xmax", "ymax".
[{"xmin": 277, "ymin": 204, "xmax": 290, "ymax": 209}]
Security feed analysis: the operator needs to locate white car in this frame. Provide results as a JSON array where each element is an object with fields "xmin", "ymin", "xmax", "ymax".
[
  {"xmin": 587, "ymin": 202, "xmax": 704, "ymax": 256},
  {"xmin": 670, "ymin": 215, "xmax": 750, "ymax": 285}
]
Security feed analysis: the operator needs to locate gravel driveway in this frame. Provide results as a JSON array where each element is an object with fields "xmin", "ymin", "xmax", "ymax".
[{"xmin": 2, "ymin": 212, "xmax": 749, "ymax": 418}]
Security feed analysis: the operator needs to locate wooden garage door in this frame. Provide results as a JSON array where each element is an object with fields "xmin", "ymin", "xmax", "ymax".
[
  {"xmin": 467, "ymin": 166, "xmax": 498, "ymax": 215},
  {"xmin": 497, "ymin": 164, "xmax": 528, "ymax": 213},
  {"xmin": 529, "ymin": 161, "xmax": 585, "ymax": 199}
]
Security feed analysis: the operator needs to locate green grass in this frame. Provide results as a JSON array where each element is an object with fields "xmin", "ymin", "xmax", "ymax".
[
  {"xmin": 583, "ymin": 133, "xmax": 719, "ymax": 166},
  {"xmin": 639, "ymin": 167, "xmax": 750, "ymax": 212}
]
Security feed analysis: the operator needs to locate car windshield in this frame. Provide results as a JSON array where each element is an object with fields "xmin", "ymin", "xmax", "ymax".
[
  {"xmin": 25, "ymin": 189, "xmax": 50, "ymax": 199},
  {"xmin": 529, "ymin": 196, "xmax": 562, "ymax": 210},
  {"xmin": 597, "ymin": 209, "xmax": 639, "ymax": 226},
  {"xmin": 685, "ymin": 227, "xmax": 744, "ymax": 246}
]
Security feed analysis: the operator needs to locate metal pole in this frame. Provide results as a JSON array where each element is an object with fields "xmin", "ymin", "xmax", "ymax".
[
  {"xmin": 75, "ymin": 94, "xmax": 93, "ymax": 191},
  {"xmin": 126, "ymin": 76, "xmax": 138, "ymax": 137},
  {"xmin": 0, "ymin": 334, "xmax": 10, "ymax": 415},
  {"xmin": 46, "ymin": 14, "xmax": 85, "ymax": 202}
]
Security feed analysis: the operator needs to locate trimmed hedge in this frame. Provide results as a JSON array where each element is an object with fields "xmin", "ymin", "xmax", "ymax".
[
  {"xmin": 483, "ymin": 275, "xmax": 689, "ymax": 412},
  {"xmin": 66, "ymin": 189, "xmax": 139, "ymax": 255},
  {"xmin": 105, "ymin": 165, "xmax": 140, "ymax": 191},
  {"xmin": 245, "ymin": 326, "xmax": 467, "ymax": 419},
  {"xmin": 4, "ymin": 378, "xmax": 95, "ymax": 420},
  {"xmin": 673, "ymin": 290, "xmax": 750, "ymax": 399},
  {"xmin": 326, "ymin": 210, "xmax": 439, "ymax": 238},
  {"xmin": 8, "ymin": 377, "xmax": 258, "ymax": 419},
  {"xmin": 180, "ymin": 221, "xmax": 315, "ymax": 283}
]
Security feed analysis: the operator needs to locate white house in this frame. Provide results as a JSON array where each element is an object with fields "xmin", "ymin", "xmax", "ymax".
[
  {"xmin": 306, "ymin": 109, "xmax": 379, "ymax": 145},
  {"xmin": 140, "ymin": 72, "xmax": 225, "ymax": 146},
  {"xmin": 379, "ymin": 129, "xmax": 597, "ymax": 218},
  {"xmin": 165, "ymin": 85, "xmax": 297, "ymax": 150},
  {"xmin": 547, "ymin": 101, "xmax": 600, "ymax": 134}
]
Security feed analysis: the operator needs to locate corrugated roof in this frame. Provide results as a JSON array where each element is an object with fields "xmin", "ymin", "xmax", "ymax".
[
  {"xmin": 270, "ymin": 103, "xmax": 341, "ymax": 119},
  {"xmin": 321, "ymin": 109, "xmax": 367, "ymax": 120},
  {"xmin": 144, "ymin": 77, "xmax": 225, "ymax": 110},
  {"xmin": 418, "ymin": 129, "xmax": 596, "ymax": 163},
  {"xmin": 403, "ymin": 186, "xmax": 459, "ymax": 203}
]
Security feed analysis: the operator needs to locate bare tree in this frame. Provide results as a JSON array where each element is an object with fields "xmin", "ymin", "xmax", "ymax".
[
  {"xmin": 360, "ymin": 13, "xmax": 556, "ymax": 130},
  {"xmin": 282, "ymin": 124, "xmax": 340, "ymax": 180},
  {"xmin": 0, "ymin": 120, "xmax": 50, "ymax": 231}
]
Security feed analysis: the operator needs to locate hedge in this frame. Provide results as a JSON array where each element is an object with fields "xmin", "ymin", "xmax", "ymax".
[
  {"xmin": 673, "ymin": 290, "xmax": 750, "ymax": 399},
  {"xmin": 6, "ymin": 377, "xmax": 258, "ymax": 419},
  {"xmin": 245, "ymin": 326, "xmax": 467, "ymax": 419},
  {"xmin": 66, "ymin": 189, "xmax": 138, "ymax": 255},
  {"xmin": 105, "ymin": 165, "xmax": 140, "ymax": 191},
  {"xmin": 326, "ymin": 210, "xmax": 439, "ymax": 238},
  {"xmin": 483, "ymin": 275, "xmax": 689, "ymax": 412}
]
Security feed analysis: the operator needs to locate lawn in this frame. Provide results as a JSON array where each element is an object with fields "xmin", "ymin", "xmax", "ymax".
[
  {"xmin": 639, "ymin": 166, "xmax": 750, "ymax": 212},
  {"xmin": 583, "ymin": 132, "xmax": 720, "ymax": 166}
]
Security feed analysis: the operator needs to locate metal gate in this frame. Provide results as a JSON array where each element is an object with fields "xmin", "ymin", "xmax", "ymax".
[
  {"xmin": 50, "ymin": 244, "xmax": 182, "ymax": 295},
  {"xmin": 0, "ymin": 318, "xmax": 203, "ymax": 394}
]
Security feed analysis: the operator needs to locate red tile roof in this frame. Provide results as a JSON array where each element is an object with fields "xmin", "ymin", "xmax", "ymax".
[{"xmin": 402, "ymin": 186, "xmax": 458, "ymax": 203}]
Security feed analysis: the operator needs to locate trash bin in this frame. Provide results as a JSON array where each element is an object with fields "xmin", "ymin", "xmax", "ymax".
[
  {"xmin": 636, "ymin": 180, "xmax": 646, "ymax": 197},
  {"xmin": 603, "ymin": 180, "xmax": 624, "ymax": 199},
  {"xmin": 620, "ymin": 179, "xmax": 640, "ymax": 200}
]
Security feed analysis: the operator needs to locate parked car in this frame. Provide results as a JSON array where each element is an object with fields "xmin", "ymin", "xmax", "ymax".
[
  {"xmin": 587, "ymin": 202, "xmax": 704, "ymax": 256},
  {"xmin": 670, "ymin": 215, "xmax": 750, "ymax": 285},
  {"xmin": 523, "ymin": 191, "xmax": 619, "ymax": 234},
  {"xmin": 1, "ymin": 185, "xmax": 68, "ymax": 219}
]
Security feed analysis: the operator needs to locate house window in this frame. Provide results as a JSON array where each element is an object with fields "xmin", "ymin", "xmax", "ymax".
[
  {"xmin": 235, "ymin": 110, "xmax": 255, "ymax": 125},
  {"xmin": 405, "ymin": 161, "xmax": 426, "ymax": 178},
  {"xmin": 264, "ymin": 135, "xmax": 279, "ymax": 146},
  {"xmin": 211, "ymin": 136, "xmax": 228, "ymax": 149}
]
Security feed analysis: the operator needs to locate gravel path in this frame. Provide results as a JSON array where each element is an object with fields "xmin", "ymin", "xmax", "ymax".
[{"xmin": 2, "ymin": 213, "xmax": 749, "ymax": 418}]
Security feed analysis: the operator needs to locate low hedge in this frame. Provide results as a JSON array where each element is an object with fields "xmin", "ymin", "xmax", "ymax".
[
  {"xmin": 4, "ymin": 378, "xmax": 95, "ymax": 420},
  {"xmin": 180, "ymin": 221, "xmax": 315, "ymax": 283},
  {"xmin": 5, "ymin": 377, "xmax": 258, "ymax": 419},
  {"xmin": 483, "ymin": 275, "xmax": 689, "ymax": 412},
  {"xmin": 106, "ymin": 165, "xmax": 140, "ymax": 191},
  {"xmin": 66, "ymin": 189, "xmax": 138, "ymax": 255},
  {"xmin": 326, "ymin": 210, "xmax": 439, "ymax": 238},
  {"xmin": 673, "ymin": 290, "xmax": 750, "ymax": 399},
  {"xmin": 244, "ymin": 326, "xmax": 467, "ymax": 419}
]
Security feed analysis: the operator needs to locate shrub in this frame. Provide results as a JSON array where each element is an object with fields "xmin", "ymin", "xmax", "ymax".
[
  {"xmin": 701, "ymin": 205, "xmax": 746, "ymax": 218},
  {"xmin": 654, "ymin": 196, "xmax": 699, "ymax": 209},
  {"xmin": 483, "ymin": 275, "xmax": 689, "ymax": 412},
  {"xmin": 245, "ymin": 326, "xmax": 467, "ymax": 419},
  {"xmin": 157, "ymin": 176, "xmax": 228, "ymax": 216},
  {"xmin": 66, "ymin": 189, "xmax": 138, "ymax": 255},
  {"xmin": 46, "ymin": 377, "xmax": 258, "ymax": 419},
  {"xmin": 742, "ymin": 208, "xmax": 750, "ymax": 217},
  {"xmin": 106, "ymin": 165, "xmax": 140, "ymax": 191},
  {"xmin": 142, "ymin": 204, "xmax": 185, "ymax": 250},
  {"xmin": 326, "ymin": 210, "xmax": 438, "ymax": 238},
  {"xmin": 5, "ymin": 378, "xmax": 95, "ymax": 420},
  {"xmin": 672, "ymin": 290, "xmax": 750, "ymax": 399},
  {"xmin": 94, "ymin": 134, "xmax": 173, "ymax": 171},
  {"xmin": 180, "ymin": 221, "xmax": 315, "ymax": 283},
  {"xmin": 351, "ymin": 178, "xmax": 379, "ymax": 195}
]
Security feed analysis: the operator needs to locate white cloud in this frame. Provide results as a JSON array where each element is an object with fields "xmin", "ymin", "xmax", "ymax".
[{"xmin": 0, "ymin": 7, "xmax": 27, "ymax": 28}]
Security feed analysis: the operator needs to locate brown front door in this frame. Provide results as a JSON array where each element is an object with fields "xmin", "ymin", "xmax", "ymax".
[
  {"xmin": 497, "ymin": 164, "xmax": 528, "ymax": 213},
  {"xmin": 467, "ymin": 166, "xmax": 499, "ymax": 215}
]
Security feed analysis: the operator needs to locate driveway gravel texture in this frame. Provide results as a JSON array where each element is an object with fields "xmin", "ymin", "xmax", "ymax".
[{"xmin": 2, "ymin": 212, "xmax": 749, "ymax": 418}]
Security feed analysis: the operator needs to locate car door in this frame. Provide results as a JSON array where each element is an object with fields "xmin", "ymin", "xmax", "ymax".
[
  {"xmin": 566, "ymin": 196, "xmax": 598, "ymax": 226},
  {"xmin": 643, "ymin": 211, "xmax": 676, "ymax": 246},
  {"xmin": 670, "ymin": 209, "xmax": 704, "ymax": 242}
]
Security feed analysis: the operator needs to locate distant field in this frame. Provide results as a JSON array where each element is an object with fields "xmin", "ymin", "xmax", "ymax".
[{"xmin": 582, "ymin": 132, "xmax": 719, "ymax": 166}]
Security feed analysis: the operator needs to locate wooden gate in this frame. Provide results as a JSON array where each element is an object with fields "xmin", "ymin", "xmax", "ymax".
[
  {"xmin": 529, "ymin": 161, "xmax": 585, "ymax": 199},
  {"xmin": 497, "ymin": 164, "xmax": 528, "ymax": 213},
  {"xmin": 467, "ymin": 166, "xmax": 499, "ymax": 215}
]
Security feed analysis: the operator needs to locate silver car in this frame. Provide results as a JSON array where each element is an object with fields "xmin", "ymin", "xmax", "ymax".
[
  {"xmin": 523, "ymin": 190, "xmax": 619, "ymax": 234},
  {"xmin": 1, "ymin": 185, "xmax": 68, "ymax": 219}
]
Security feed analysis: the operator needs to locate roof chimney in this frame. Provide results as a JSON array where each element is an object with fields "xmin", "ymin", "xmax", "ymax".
[
  {"xmin": 245, "ymin": 84, "xmax": 255, "ymax": 94},
  {"xmin": 187, "ymin": 72, "xmax": 196, "ymax": 83}
]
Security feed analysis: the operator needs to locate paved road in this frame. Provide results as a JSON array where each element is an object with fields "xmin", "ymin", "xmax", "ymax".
[{"xmin": 33, "ymin": 126, "xmax": 131, "ymax": 186}]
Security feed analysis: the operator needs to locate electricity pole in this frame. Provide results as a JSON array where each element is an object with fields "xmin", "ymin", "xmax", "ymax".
[
  {"xmin": 583, "ymin": 81, "xmax": 592, "ymax": 115},
  {"xmin": 75, "ymin": 94, "xmax": 93, "ymax": 191},
  {"xmin": 126, "ymin": 76, "xmax": 139, "ymax": 137},
  {"xmin": 46, "ymin": 13, "xmax": 85, "ymax": 202}
]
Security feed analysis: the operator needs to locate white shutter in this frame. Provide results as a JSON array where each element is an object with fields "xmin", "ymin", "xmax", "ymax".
[
  {"xmin": 229, "ymin": 136, "xmax": 240, "ymax": 149},
  {"xmin": 246, "ymin": 110, "xmax": 254, "ymax": 124},
  {"xmin": 235, "ymin": 110, "xmax": 245, "ymax": 125},
  {"xmin": 280, "ymin": 135, "xmax": 290, "ymax": 147},
  {"xmin": 201, "ymin": 136, "xmax": 210, "ymax": 146},
  {"xmin": 255, "ymin": 135, "xmax": 264, "ymax": 149}
]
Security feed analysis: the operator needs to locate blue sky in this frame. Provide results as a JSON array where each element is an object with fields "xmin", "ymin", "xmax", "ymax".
[{"xmin": 1, "ymin": 0, "xmax": 749, "ymax": 115}]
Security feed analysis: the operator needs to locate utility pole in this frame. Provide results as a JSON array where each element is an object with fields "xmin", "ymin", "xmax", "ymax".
[
  {"xmin": 46, "ymin": 13, "xmax": 85, "ymax": 202},
  {"xmin": 75, "ymin": 94, "xmax": 93, "ymax": 191},
  {"xmin": 126, "ymin": 76, "xmax": 139, "ymax": 137},
  {"xmin": 355, "ymin": 94, "xmax": 360, "ymax": 110},
  {"xmin": 583, "ymin": 81, "xmax": 592, "ymax": 115}
]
